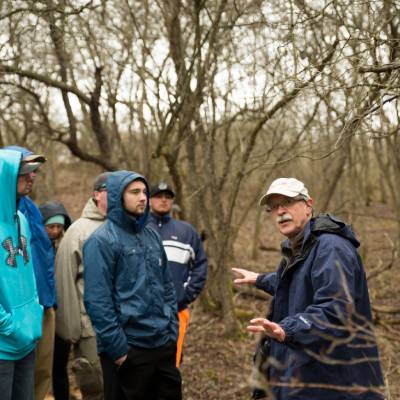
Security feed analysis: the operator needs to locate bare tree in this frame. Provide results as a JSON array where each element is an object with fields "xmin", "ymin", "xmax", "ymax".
[{"xmin": 0, "ymin": 0, "xmax": 399, "ymax": 335}]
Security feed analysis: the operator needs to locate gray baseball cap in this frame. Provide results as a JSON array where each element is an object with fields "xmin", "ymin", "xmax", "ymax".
[
  {"xmin": 19, "ymin": 154, "xmax": 47, "ymax": 175},
  {"xmin": 93, "ymin": 172, "xmax": 112, "ymax": 191}
]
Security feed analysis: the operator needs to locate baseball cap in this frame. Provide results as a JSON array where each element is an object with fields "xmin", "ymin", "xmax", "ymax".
[
  {"xmin": 259, "ymin": 178, "xmax": 310, "ymax": 206},
  {"xmin": 93, "ymin": 172, "xmax": 111, "ymax": 192},
  {"xmin": 19, "ymin": 154, "xmax": 47, "ymax": 175},
  {"xmin": 149, "ymin": 182, "xmax": 175, "ymax": 198}
]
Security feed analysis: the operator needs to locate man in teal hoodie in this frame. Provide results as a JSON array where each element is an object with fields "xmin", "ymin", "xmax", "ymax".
[
  {"xmin": 3, "ymin": 145, "xmax": 56, "ymax": 400},
  {"xmin": 0, "ymin": 149, "xmax": 43, "ymax": 400}
]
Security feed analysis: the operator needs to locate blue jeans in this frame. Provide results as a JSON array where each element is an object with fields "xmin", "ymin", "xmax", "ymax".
[{"xmin": 0, "ymin": 350, "xmax": 35, "ymax": 400}]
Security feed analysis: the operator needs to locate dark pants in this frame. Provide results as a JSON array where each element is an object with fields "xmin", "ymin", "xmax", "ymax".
[
  {"xmin": 100, "ymin": 344, "xmax": 182, "ymax": 400},
  {"xmin": 52, "ymin": 334, "xmax": 71, "ymax": 400},
  {"xmin": 0, "ymin": 350, "xmax": 35, "ymax": 400}
]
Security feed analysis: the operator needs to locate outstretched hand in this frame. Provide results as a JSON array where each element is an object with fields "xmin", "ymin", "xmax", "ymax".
[
  {"xmin": 247, "ymin": 318, "xmax": 286, "ymax": 342},
  {"xmin": 231, "ymin": 268, "xmax": 259, "ymax": 285}
]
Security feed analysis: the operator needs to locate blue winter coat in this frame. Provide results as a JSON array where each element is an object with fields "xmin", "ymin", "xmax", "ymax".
[
  {"xmin": 83, "ymin": 171, "xmax": 179, "ymax": 361},
  {"xmin": 0, "ymin": 149, "xmax": 43, "ymax": 360},
  {"xmin": 3, "ymin": 146, "xmax": 56, "ymax": 309},
  {"xmin": 148, "ymin": 213, "xmax": 208, "ymax": 311},
  {"xmin": 255, "ymin": 215, "xmax": 384, "ymax": 400}
]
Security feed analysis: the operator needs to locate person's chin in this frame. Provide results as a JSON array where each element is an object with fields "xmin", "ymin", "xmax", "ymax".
[
  {"xmin": 155, "ymin": 210, "xmax": 169, "ymax": 216},
  {"xmin": 278, "ymin": 222, "xmax": 294, "ymax": 236}
]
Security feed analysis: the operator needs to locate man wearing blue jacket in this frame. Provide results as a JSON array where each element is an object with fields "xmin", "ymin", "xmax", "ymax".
[
  {"xmin": 148, "ymin": 182, "xmax": 208, "ymax": 367},
  {"xmin": 4, "ymin": 145, "xmax": 56, "ymax": 400},
  {"xmin": 0, "ymin": 149, "xmax": 43, "ymax": 400},
  {"xmin": 83, "ymin": 171, "xmax": 181, "ymax": 400},
  {"xmin": 233, "ymin": 178, "xmax": 384, "ymax": 400}
]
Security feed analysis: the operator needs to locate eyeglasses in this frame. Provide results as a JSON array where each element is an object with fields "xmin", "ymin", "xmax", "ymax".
[{"xmin": 265, "ymin": 196, "xmax": 306, "ymax": 213}]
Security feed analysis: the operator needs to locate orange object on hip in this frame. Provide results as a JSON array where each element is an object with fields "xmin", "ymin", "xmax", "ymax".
[{"xmin": 176, "ymin": 308, "xmax": 190, "ymax": 368}]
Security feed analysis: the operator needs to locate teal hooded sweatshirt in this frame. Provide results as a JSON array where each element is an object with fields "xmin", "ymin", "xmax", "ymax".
[{"xmin": 0, "ymin": 149, "xmax": 43, "ymax": 360}]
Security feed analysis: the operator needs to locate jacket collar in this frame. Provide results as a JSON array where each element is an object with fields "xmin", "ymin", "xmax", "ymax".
[
  {"xmin": 281, "ymin": 218, "xmax": 312, "ymax": 254},
  {"xmin": 280, "ymin": 219, "xmax": 315, "ymax": 277},
  {"xmin": 150, "ymin": 212, "xmax": 172, "ymax": 224}
]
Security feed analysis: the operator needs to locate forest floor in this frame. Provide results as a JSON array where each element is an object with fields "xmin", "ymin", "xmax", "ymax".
[{"xmin": 42, "ymin": 167, "xmax": 400, "ymax": 400}]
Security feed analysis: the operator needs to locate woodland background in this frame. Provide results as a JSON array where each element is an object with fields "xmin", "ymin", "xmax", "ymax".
[{"xmin": 1, "ymin": 0, "xmax": 400, "ymax": 398}]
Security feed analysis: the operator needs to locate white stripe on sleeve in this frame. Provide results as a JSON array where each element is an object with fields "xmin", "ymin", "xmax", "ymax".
[{"xmin": 162, "ymin": 240, "xmax": 194, "ymax": 265}]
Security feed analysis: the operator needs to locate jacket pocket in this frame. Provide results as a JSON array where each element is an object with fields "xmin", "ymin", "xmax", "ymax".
[
  {"xmin": 2, "ymin": 298, "xmax": 43, "ymax": 353},
  {"xmin": 120, "ymin": 248, "xmax": 143, "ymax": 283},
  {"xmin": 119, "ymin": 299, "xmax": 149, "ymax": 325}
]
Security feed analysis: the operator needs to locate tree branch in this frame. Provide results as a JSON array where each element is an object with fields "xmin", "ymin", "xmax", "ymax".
[
  {"xmin": 359, "ymin": 62, "xmax": 400, "ymax": 73},
  {"xmin": 0, "ymin": 64, "xmax": 91, "ymax": 104}
]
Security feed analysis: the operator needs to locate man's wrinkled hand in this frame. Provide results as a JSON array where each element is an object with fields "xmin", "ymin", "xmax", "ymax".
[
  {"xmin": 232, "ymin": 268, "xmax": 260, "ymax": 285},
  {"xmin": 247, "ymin": 317, "xmax": 286, "ymax": 342}
]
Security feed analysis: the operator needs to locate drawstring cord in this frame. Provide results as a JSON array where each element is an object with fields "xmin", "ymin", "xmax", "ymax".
[{"xmin": 14, "ymin": 212, "xmax": 24, "ymax": 253}]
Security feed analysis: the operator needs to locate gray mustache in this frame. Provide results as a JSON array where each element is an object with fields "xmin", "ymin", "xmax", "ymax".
[{"xmin": 276, "ymin": 214, "xmax": 292, "ymax": 223}]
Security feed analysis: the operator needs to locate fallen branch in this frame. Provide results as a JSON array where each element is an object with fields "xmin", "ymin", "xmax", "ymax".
[
  {"xmin": 367, "ymin": 234, "xmax": 398, "ymax": 281},
  {"xmin": 233, "ymin": 285, "xmax": 271, "ymax": 301},
  {"xmin": 259, "ymin": 244, "xmax": 280, "ymax": 252},
  {"xmin": 373, "ymin": 305, "xmax": 400, "ymax": 314}
]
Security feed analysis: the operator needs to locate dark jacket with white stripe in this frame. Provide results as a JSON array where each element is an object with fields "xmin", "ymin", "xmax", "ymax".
[{"xmin": 148, "ymin": 213, "xmax": 208, "ymax": 311}]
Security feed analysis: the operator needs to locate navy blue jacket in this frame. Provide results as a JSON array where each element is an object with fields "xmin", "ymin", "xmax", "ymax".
[
  {"xmin": 255, "ymin": 215, "xmax": 384, "ymax": 400},
  {"xmin": 4, "ymin": 146, "xmax": 56, "ymax": 309},
  {"xmin": 83, "ymin": 171, "xmax": 178, "ymax": 361},
  {"xmin": 148, "ymin": 213, "xmax": 207, "ymax": 311}
]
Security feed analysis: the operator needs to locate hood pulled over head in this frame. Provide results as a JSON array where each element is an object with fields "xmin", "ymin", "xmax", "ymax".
[
  {"xmin": 106, "ymin": 170, "xmax": 149, "ymax": 231},
  {"xmin": 39, "ymin": 201, "xmax": 72, "ymax": 230},
  {"xmin": 0, "ymin": 149, "xmax": 22, "ymax": 222}
]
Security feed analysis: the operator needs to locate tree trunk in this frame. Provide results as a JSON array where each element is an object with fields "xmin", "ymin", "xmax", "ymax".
[{"xmin": 203, "ymin": 236, "xmax": 241, "ymax": 336}]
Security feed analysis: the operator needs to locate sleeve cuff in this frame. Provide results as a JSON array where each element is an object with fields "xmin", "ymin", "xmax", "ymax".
[{"xmin": 105, "ymin": 333, "xmax": 129, "ymax": 361}]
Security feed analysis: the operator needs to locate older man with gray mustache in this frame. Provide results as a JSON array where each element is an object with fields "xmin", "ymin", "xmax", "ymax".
[{"xmin": 232, "ymin": 178, "xmax": 384, "ymax": 400}]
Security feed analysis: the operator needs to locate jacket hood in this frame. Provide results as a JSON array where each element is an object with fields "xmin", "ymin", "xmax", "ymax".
[
  {"xmin": 0, "ymin": 149, "xmax": 22, "ymax": 222},
  {"xmin": 39, "ymin": 201, "xmax": 72, "ymax": 230},
  {"xmin": 81, "ymin": 197, "xmax": 106, "ymax": 221},
  {"xmin": 281, "ymin": 214, "xmax": 360, "ymax": 252},
  {"xmin": 310, "ymin": 214, "xmax": 360, "ymax": 248},
  {"xmin": 107, "ymin": 170, "xmax": 149, "ymax": 232}
]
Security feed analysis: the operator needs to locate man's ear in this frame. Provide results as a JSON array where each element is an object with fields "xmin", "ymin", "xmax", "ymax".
[
  {"xmin": 93, "ymin": 191, "xmax": 100, "ymax": 202},
  {"xmin": 306, "ymin": 198, "xmax": 314, "ymax": 215}
]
